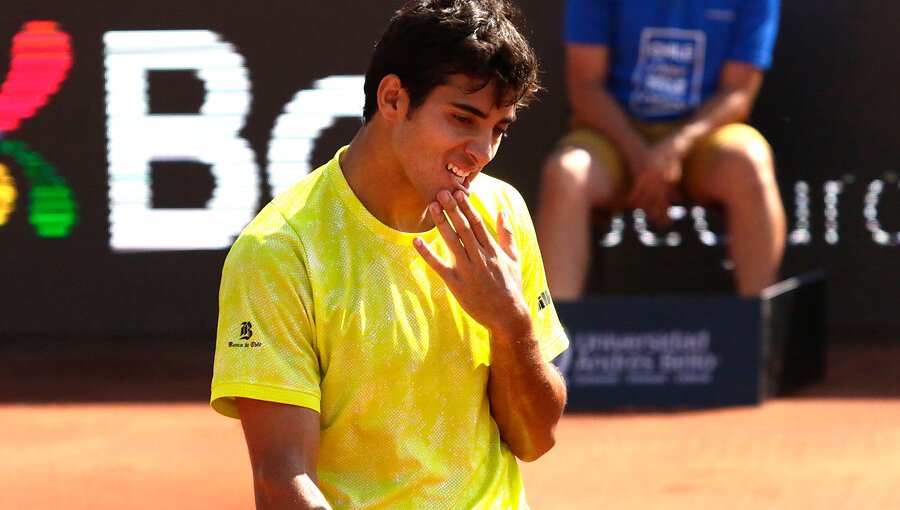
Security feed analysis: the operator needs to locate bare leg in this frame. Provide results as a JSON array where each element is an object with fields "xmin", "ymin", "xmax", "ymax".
[
  {"xmin": 693, "ymin": 140, "xmax": 786, "ymax": 296},
  {"xmin": 536, "ymin": 147, "xmax": 616, "ymax": 300}
]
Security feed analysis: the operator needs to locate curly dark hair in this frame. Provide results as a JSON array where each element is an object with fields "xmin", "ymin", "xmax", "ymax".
[{"xmin": 362, "ymin": 0, "xmax": 542, "ymax": 122}]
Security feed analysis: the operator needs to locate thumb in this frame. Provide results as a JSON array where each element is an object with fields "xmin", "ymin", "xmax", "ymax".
[{"xmin": 497, "ymin": 209, "xmax": 519, "ymax": 261}]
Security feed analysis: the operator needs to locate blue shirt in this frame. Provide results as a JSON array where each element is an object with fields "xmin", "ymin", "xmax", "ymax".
[{"xmin": 564, "ymin": 0, "xmax": 780, "ymax": 120}]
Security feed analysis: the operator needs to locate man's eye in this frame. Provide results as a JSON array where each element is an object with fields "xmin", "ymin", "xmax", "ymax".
[
  {"xmin": 453, "ymin": 114, "xmax": 471, "ymax": 124},
  {"xmin": 494, "ymin": 128, "xmax": 509, "ymax": 138}
]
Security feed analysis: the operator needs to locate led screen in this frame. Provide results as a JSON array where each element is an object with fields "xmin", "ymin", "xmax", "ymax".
[{"xmin": 0, "ymin": 0, "xmax": 897, "ymax": 339}]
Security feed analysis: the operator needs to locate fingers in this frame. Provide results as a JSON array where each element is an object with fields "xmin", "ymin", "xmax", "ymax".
[
  {"xmin": 627, "ymin": 174, "xmax": 671, "ymax": 226},
  {"xmin": 496, "ymin": 209, "xmax": 519, "ymax": 261},
  {"xmin": 427, "ymin": 200, "xmax": 469, "ymax": 262},
  {"xmin": 424, "ymin": 189, "xmax": 514, "ymax": 267},
  {"xmin": 413, "ymin": 236, "xmax": 452, "ymax": 277},
  {"xmin": 625, "ymin": 183, "xmax": 647, "ymax": 211},
  {"xmin": 640, "ymin": 199, "xmax": 671, "ymax": 227},
  {"xmin": 626, "ymin": 175, "xmax": 659, "ymax": 211},
  {"xmin": 435, "ymin": 190, "xmax": 492, "ymax": 259},
  {"xmin": 450, "ymin": 191, "xmax": 493, "ymax": 247}
]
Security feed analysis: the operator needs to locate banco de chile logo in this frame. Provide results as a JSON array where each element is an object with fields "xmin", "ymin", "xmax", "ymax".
[{"xmin": 240, "ymin": 321, "xmax": 252, "ymax": 340}]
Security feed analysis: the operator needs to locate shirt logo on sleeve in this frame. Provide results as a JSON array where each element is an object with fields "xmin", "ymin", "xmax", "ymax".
[
  {"xmin": 537, "ymin": 290, "xmax": 552, "ymax": 312},
  {"xmin": 229, "ymin": 321, "xmax": 261, "ymax": 348},
  {"xmin": 239, "ymin": 321, "xmax": 253, "ymax": 340}
]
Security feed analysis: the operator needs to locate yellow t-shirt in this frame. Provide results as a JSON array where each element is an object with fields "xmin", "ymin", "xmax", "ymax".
[{"xmin": 211, "ymin": 147, "xmax": 568, "ymax": 509}]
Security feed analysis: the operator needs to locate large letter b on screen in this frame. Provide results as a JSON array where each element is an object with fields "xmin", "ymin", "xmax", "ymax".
[{"xmin": 104, "ymin": 30, "xmax": 259, "ymax": 252}]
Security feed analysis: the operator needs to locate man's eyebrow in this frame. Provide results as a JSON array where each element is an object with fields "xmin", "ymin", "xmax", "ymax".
[{"xmin": 451, "ymin": 102, "xmax": 516, "ymax": 124}]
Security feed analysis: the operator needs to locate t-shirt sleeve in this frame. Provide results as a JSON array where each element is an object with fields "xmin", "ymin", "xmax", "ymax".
[
  {"xmin": 505, "ymin": 190, "xmax": 570, "ymax": 363},
  {"xmin": 210, "ymin": 206, "xmax": 321, "ymax": 419},
  {"xmin": 564, "ymin": 0, "xmax": 610, "ymax": 45},
  {"xmin": 729, "ymin": 0, "xmax": 780, "ymax": 70}
]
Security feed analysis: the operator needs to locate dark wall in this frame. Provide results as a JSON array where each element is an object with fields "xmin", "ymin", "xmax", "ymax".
[
  {"xmin": 752, "ymin": 0, "xmax": 900, "ymax": 337},
  {"xmin": 0, "ymin": 1, "xmax": 896, "ymax": 340}
]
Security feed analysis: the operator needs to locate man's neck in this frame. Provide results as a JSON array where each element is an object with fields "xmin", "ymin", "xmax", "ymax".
[{"xmin": 339, "ymin": 124, "xmax": 433, "ymax": 233}]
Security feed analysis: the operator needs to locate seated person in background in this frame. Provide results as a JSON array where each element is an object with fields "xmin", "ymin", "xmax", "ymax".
[{"xmin": 536, "ymin": 0, "xmax": 787, "ymax": 299}]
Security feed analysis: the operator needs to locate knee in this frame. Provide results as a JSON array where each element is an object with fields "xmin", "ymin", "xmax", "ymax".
[
  {"xmin": 540, "ymin": 147, "xmax": 594, "ymax": 199},
  {"xmin": 711, "ymin": 139, "xmax": 778, "ymax": 201}
]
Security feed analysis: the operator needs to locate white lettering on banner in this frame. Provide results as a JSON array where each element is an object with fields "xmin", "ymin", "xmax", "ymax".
[
  {"xmin": 599, "ymin": 206, "xmax": 722, "ymax": 247},
  {"xmin": 789, "ymin": 181, "xmax": 812, "ymax": 245},
  {"xmin": 267, "ymin": 76, "xmax": 364, "ymax": 197},
  {"xmin": 599, "ymin": 175, "xmax": 900, "ymax": 249},
  {"xmin": 98, "ymin": 30, "xmax": 898, "ymax": 253},
  {"xmin": 104, "ymin": 30, "xmax": 258, "ymax": 252},
  {"xmin": 824, "ymin": 180, "xmax": 843, "ymax": 244},
  {"xmin": 104, "ymin": 30, "xmax": 365, "ymax": 252},
  {"xmin": 865, "ymin": 179, "xmax": 900, "ymax": 246},
  {"xmin": 788, "ymin": 176, "xmax": 900, "ymax": 247},
  {"xmin": 567, "ymin": 330, "xmax": 719, "ymax": 386}
]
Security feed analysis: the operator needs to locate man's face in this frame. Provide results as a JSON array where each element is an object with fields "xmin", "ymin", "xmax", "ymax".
[{"xmin": 390, "ymin": 74, "xmax": 516, "ymax": 209}]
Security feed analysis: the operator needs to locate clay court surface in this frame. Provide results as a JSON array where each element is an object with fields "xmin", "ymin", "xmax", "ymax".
[{"xmin": 2, "ymin": 340, "xmax": 898, "ymax": 509}]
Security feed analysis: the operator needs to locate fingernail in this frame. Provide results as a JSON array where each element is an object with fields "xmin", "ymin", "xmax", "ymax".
[{"xmin": 438, "ymin": 190, "xmax": 451, "ymax": 204}]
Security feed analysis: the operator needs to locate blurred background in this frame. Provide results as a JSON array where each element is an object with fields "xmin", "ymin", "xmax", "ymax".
[
  {"xmin": 0, "ymin": 0, "xmax": 896, "ymax": 355},
  {"xmin": 0, "ymin": 2, "xmax": 897, "ymax": 509}
]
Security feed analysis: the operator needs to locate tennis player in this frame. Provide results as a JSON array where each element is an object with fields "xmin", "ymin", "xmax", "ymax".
[{"xmin": 210, "ymin": 0, "xmax": 569, "ymax": 507}]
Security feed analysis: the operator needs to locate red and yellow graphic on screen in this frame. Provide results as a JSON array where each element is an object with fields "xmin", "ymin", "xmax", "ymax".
[{"xmin": 0, "ymin": 20, "xmax": 76, "ymax": 237}]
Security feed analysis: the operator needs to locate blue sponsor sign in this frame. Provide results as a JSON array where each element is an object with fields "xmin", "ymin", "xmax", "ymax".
[
  {"xmin": 555, "ymin": 272, "xmax": 826, "ymax": 410},
  {"xmin": 555, "ymin": 295, "xmax": 764, "ymax": 410}
]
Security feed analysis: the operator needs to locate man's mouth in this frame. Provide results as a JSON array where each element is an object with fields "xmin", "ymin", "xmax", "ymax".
[{"xmin": 447, "ymin": 163, "xmax": 473, "ymax": 187}]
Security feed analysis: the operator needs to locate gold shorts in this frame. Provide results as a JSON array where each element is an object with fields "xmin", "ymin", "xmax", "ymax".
[{"xmin": 556, "ymin": 121, "xmax": 771, "ymax": 211}]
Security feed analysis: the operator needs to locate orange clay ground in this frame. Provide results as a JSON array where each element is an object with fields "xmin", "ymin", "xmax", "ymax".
[{"xmin": 1, "ymin": 342, "xmax": 898, "ymax": 509}]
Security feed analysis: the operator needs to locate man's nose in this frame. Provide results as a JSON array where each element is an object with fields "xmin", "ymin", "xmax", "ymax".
[{"xmin": 465, "ymin": 131, "xmax": 494, "ymax": 168}]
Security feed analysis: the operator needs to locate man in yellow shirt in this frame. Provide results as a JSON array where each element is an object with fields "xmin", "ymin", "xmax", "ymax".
[{"xmin": 210, "ymin": 0, "xmax": 569, "ymax": 508}]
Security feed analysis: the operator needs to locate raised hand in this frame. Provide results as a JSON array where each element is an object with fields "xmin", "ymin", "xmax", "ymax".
[{"xmin": 413, "ymin": 189, "xmax": 531, "ymax": 335}]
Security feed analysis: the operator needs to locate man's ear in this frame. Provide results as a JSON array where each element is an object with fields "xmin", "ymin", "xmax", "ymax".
[{"xmin": 377, "ymin": 74, "xmax": 407, "ymax": 121}]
